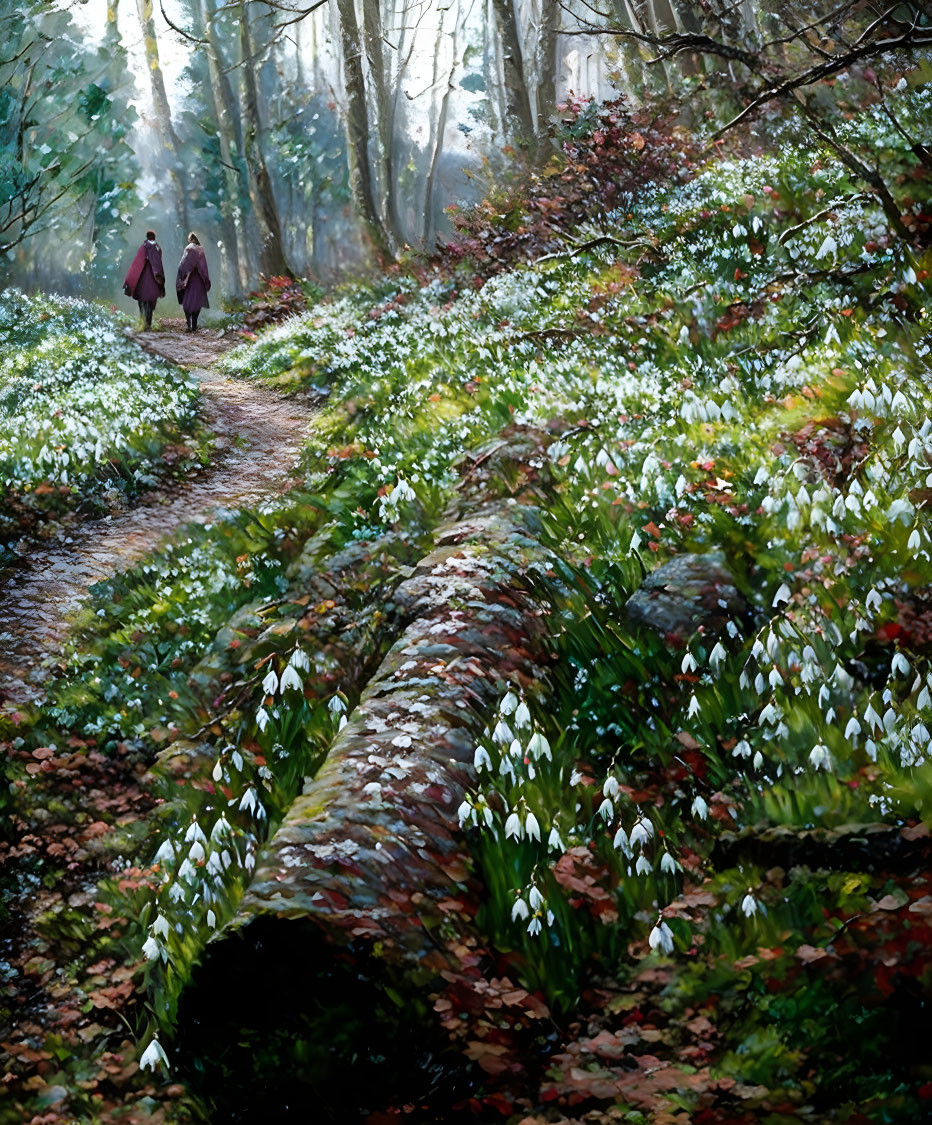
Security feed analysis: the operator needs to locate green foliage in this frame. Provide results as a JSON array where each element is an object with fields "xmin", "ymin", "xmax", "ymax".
[{"xmin": 0, "ymin": 289, "xmax": 203, "ymax": 543}]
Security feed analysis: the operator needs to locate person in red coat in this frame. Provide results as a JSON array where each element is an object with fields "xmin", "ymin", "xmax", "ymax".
[
  {"xmin": 176, "ymin": 232, "xmax": 211, "ymax": 332},
  {"xmin": 123, "ymin": 230, "xmax": 166, "ymax": 330}
]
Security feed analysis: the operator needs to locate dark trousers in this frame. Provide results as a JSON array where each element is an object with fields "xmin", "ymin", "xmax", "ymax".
[
  {"xmin": 185, "ymin": 311, "xmax": 200, "ymax": 331},
  {"xmin": 137, "ymin": 300, "xmax": 155, "ymax": 329}
]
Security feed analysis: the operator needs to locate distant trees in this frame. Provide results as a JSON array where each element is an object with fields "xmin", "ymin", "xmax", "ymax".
[{"xmin": 0, "ymin": 0, "xmax": 139, "ymax": 280}]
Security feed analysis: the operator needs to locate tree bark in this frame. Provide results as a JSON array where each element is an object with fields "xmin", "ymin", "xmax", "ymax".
[
  {"xmin": 491, "ymin": 0, "xmax": 536, "ymax": 157},
  {"xmin": 335, "ymin": 0, "xmax": 393, "ymax": 259},
  {"xmin": 536, "ymin": 0, "xmax": 559, "ymax": 145},
  {"xmin": 134, "ymin": 0, "xmax": 189, "ymax": 231},
  {"xmin": 238, "ymin": 0, "xmax": 293, "ymax": 277},
  {"xmin": 197, "ymin": 0, "xmax": 248, "ymax": 291}
]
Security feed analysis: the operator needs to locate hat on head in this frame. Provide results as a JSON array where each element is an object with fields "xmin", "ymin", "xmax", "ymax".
[{"xmin": 146, "ymin": 230, "xmax": 156, "ymax": 240}]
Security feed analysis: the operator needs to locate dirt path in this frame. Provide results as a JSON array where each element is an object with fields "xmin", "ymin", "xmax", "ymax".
[{"xmin": 0, "ymin": 319, "xmax": 315, "ymax": 706}]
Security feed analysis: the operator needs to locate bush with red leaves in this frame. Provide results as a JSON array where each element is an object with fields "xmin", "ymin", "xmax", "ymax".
[
  {"xmin": 436, "ymin": 95, "xmax": 698, "ymax": 278},
  {"xmin": 240, "ymin": 275, "xmax": 310, "ymax": 336}
]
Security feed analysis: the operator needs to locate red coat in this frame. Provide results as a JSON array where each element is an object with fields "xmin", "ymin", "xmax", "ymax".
[{"xmin": 123, "ymin": 241, "xmax": 166, "ymax": 302}]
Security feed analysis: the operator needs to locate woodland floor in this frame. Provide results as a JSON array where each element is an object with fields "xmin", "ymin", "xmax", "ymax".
[{"xmin": 0, "ymin": 319, "xmax": 315, "ymax": 706}]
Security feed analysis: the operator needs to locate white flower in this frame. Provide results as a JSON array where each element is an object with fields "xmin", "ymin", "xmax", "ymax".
[
  {"xmin": 602, "ymin": 776, "xmax": 619, "ymax": 799},
  {"xmin": 188, "ymin": 840, "xmax": 205, "ymax": 863},
  {"xmin": 648, "ymin": 918, "xmax": 674, "ymax": 954},
  {"xmin": 511, "ymin": 897, "xmax": 529, "ymax": 921},
  {"xmin": 752, "ymin": 751, "xmax": 764, "ymax": 770},
  {"xmin": 184, "ymin": 821, "xmax": 206, "ymax": 845},
  {"xmin": 891, "ymin": 652, "xmax": 910, "ymax": 677},
  {"xmin": 528, "ymin": 886, "xmax": 544, "ymax": 910},
  {"xmin": 499, "ymin": 691, "xmax": 519, "ymax": 715},
  {"xmin": 525, "ymin": 811, "xmax": 541, "ymax": 842},
  {"xmin": 732, "ymin": 740, "xmax": 751, "ymax": 759},
  {"xmin": 709, "ymin": 642, "xmax": 727, "ymax": 670},
  {"xmin": 844, "ymin": 717, "xmax": 861, "ymax": 740},
  {"xmin": 508, "ymin": 738, "xmax": 523, "ymax": 758},
  {"xmin": 261, "ymin": 668, "xmax": 279, "ymax": 695},
  {"xmin": 151, "ymin": 913, "xmax": 170, "ymax": 938},
  {"xmin": 513, "ymin": 700, "xmax": 531, "ymax": 728},
  {"xmin": 908, "ymin": 528, "xmax": 922, "ymax": 553},
  {"xmin": 629, "ymin": 819, "xmax": 652, "ymax": 848},
  {"xmin": 597, "ymin": 797, "xmax": 615, "ymax": 823},
  {"xmin": 635, "ymin": 854, "xmax": 651, "ymax": 875},
  {"xmin": 681, "ymin": 652, "xmax": 697, "ymax": 673},
  {"xmin": 504, "ymin": 812, "xmax": 522, "ymax": 840},
  {"xmin": 474, "ymin": 746, "xmax": 492, "ymax": 771},
  {"xmin": 547, "ymin": 826, "xmax": 565, "ymax": 851},
  {"xmin": 206, "ymin": 909, "xmax": 217, "ymax": 929},
  {"xmin": 154, "ymin": 839, "xmax": 175, "ymax": 864},
  {"xmin": 457, "ymin": 799, "xmax": 472, "ymax": 826},
  {"xmin": 691, "ymin": 794, "xmax": 709, "ymax": 820},
  {"xmin": 212, "ymin": 760, "xmax": 223, "ymax": 782},
  {"xmin": 328, "ymin": 695, "xmax": 346, "ymax": 714},
  {"xmin": 660, "ymin": 851, "xmax": 677, "ymax": 874},
  {"xmin": 142, "ymin": 935, "xmax": 160, "ymax": 960},
  {"xmin": 527, "ymin": 732, "xmax": 551, "ymax": 760},
  {"xmin": 809, "ymin": 743, "xmax": 831, "ymax": 770},
  {"xmin": 612, "ymin": 825, "xmax": 630, "ymax": 852},
  {"xmin": 289, "ymin": 648, "xmax": 310, "ymax": 671},
  {"xmin": 139, "ymin": 1037, "xmax": 170, "ymax": 1071},
  {"xmin": 492, "ymin": 719, "xmax": 514, "ymax": 744},
  {"xmin": 772, "ymin": 583, "xmax": 791, "ymax": 607},
  {"xmin": 279, "ymin": 663, "xmax": 303, "ymax": 692},
  {"xmin": 687, "ymin": 695, "xmax": 701, "ymax": 718},
  {"xmin": 527, "ymin": 916, "xmax": 542, "ymax": 936},
  {"xmin": 239, "ymin": 786, "xmax": 260, "ymax": 815},
  {"xmin": 741, "ymin": 892, "xmax": 758, "ymax": 917},
  {"xmin": 816, "ymin": 233, "xmax": 837, "ymax": 259}
]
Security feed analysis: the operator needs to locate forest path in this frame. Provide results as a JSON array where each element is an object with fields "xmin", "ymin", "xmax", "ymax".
[{"xmin": 0, "ymin": 317, "xmax": 314, "ymax": 707}]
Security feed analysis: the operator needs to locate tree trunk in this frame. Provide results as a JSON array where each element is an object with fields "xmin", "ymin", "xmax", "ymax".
[
  {"xmin": 536, "ymin": 0, "xmax": 559, "ymax": 147},
  {"xmin": 134, "ymin": 0, "xmax": 188, "ymax": 231},
  {"xmin": 238, "ymin": 0, "xmax": 293, "ymax": 277},
  {"xmin": 335, "ymin": 0, "xmax": 393, "ymax": 259},
  {"xmin": 196, "ymin": 0, "xmax": 248, "ymax": 291},
  {"xmin": 491, "ymin": 0, "xmax": 536, "ymax": 157}
]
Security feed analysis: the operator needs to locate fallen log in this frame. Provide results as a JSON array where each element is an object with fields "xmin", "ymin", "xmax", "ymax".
[{"xmin": 175, "ymin": 435, "xmax": 560, "ymax": 1118}]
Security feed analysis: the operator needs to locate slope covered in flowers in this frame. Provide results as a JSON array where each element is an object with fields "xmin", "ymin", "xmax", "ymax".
[
  {"xmin": 2, "ymin": 87, "xmax": 932, "ymax": 1124},
  {"xmin": 0, "ymin": 290, "xmax": 203, "ymax": 547}
]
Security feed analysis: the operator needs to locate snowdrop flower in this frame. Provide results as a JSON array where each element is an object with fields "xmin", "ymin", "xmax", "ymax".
[
  {"xmin": 154, "ymin": 839, "xmax": 175, "ymax": 864},
  {"xmin": 809, "ymin": 743, "xmax": 831, "ymax": 770},
  {"xmin": 908, "ymin": 528, "xmax": 922, "ymax": 553},
  {"xmin": 844, "ymin": 717, "xmax": 861, "ymax": 740},
  {"xmin": 206, "ymin": 909, "xmax": 217, "ymax": 929},
  {"xmin": 612, "ymin": 825, "xmax": 630, "ymax": 852},
  {"xmin": 492, "ymin": 719, "xmax": 514, "ymax": 744},
  {"xmin": 732, "ymin": 740, "xmax": 751, "ymax": 759},
  {"xmin": 709, "ymin": 642, "xmax": 727, "ymax": 671},
  {"xmin": 511, "ymin": 897, "xmax": 529, "ymax": 922},
  {"xmin": 188, "ymin": 840, "xmax": 205, "ymax": 864},
  {"xmin": 816, "ymin": 233, "xmax": 837, "ymax": 259},
  {"xmin": 741, "ymin": 891, "xmax": 758, "ymax": 917},
  {"xmin": 752, "ymin": 751, "xmax": 764, "ymax": 770},
  {"xmin": 184, "ymin": 821, "xmax": 207, "ymax": 845},
  {"xmin": 279, "ymin": 663, "xmax": 303, "ymax": 692},
  {"xmin": 635, "ymin": 854, "xmax": 651, "ymax": 876},
  {"xmin": 139, "ymin": 1037, "xmax": 170, "ymax": 1072},
  {"xmin": 474, "ymin": 746, "xmax": 492, "ymax": 771},
  {"xmin": 602, "ymin": 775, "xmax": 619, "ymax": 799},
  {"xmin": 513, "ymin": 700, "xmax": 531, "ymax": 728},
  {"xmin": 528, "ymin": 886, "xmax": 544, "ymax": 910},
  {"xmin": 142, "ymin": 935, "xmax": 160, "ymax": 961},
  {"xmin": 691, "ymin": 794, "xmax": 709, "ymax": 820},
  {"xmin": 457, "ymin": 800, "xmax": 472, "ymax": 826},
  {"xmin": 597, "ymin": 797, "xmax": 615, "ymax": 823},
  {"xmin": 289, "ymin": 648, "xmax": 310, "ymax": 672},
  {"xmin": 548, "ymin": 826, "xmax": 565, "ymax": 851},
  {"xmin": 499, "ymin": 691, "xmax": 519, "ymax": 715},
  {"xmin": 527, "ymin": 916, "xmax": 542, "ymax": 936},
  {"xmin": 527, "ymin": 732, "xmax": 551, "ymax": 760},
  {"xmin": 504, "ymin": 811, "xmax": 522, "ymax": 840},
  {"xmin": 151, "ymin": 913, "xmax": 170, "ymax": 938},
  {"xmin": 328, "ymin": 695, "xmax": 346, "ymax": 714},
  {"xmin": 687, "ymin": 695, "xmax": 701, "ymax": 718},
  {"xmin": 660, "ymin": 851, "xmax": 677, "ymax": 875},
  {"xmin": 525, "ymin": 811, "xmax": 541, "ymax": 842},
  {"xmin": 891, "ymin": 652, "xmax": 910, "ymax": 677},
  {"xmin": 391, "ymin": 478, "xmax": 415, "ymax": 504},
  {"xmin": 212, "ymin": 760, "xmax": 223, "ymax": 782},
  {"xmin": 681, "ymin": 652, "xmax": 697, "ymax": 674},
  {"xmin": 772, "ymin": 583, "xmax": 791, "ymax": 607},
  {"xmin": 648, "ymin": 917, "xmax": 674, "ymax": 955},
  {"xmin": 629, "ymin": 818, "xmax": 653, "ymax": 848},
  {"xmin": 508, "ymin": 738, "xmax": 523, "ymax": 758},
  {"xmin": 261, "ymin": 668, "xmax": 279, "ymax": 695},
  {"xmin": 239, "ymin": 786, "xmax": 260, "ymax": 815}
]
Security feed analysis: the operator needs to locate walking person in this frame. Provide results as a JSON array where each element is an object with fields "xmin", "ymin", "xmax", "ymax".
[
  {"xmin": 123, "ymin": 230, "xmax": 166, "ymax": 330},
  {"xmin": 176, "ymin": 233, "xmax": 211, "ymax": 332}
]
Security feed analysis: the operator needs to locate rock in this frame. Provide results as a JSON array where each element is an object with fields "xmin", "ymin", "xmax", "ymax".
[{"xmin": 624, "ymin": 552, "xmax": 748, "ymax": 647}]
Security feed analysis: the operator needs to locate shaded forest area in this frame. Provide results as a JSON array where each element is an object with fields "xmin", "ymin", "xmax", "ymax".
[{"xmin": 2, "ymin": 2, "xmax": 932, "ymax": 1124}]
